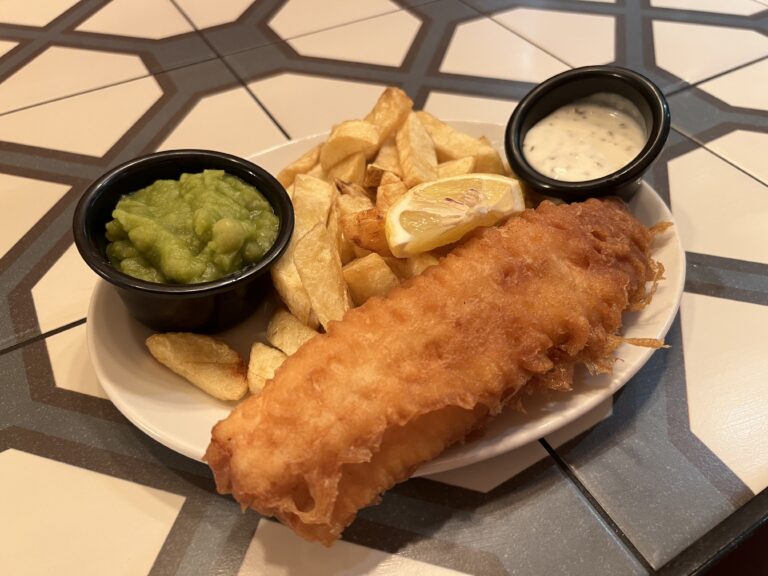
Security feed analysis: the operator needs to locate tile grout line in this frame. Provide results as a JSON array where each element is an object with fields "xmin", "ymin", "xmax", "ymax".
[
  {"xmin": 0, "ymin": 318, "xmax": 86, "ymax": 359},
  {"xmin": 669, "ymin": 126, "xmax": 768, "ymax": 190},
  {"xmin": 665, "ymin": 54, "xmax": 768, "ymax": 99},
  {"xmin": 0, "ymin": 55, "xmax": 223, "ymax": 119},
  {"xmin": 168, "ymin": 0, "xmax": 292, "ymax": 141},
  {"xmin": 539, "ymin": 438, "xmax": 658, "ymax": 575}
]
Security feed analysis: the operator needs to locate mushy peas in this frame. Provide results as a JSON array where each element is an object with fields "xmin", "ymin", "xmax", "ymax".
[{"xmin": 105, "ymin": 170, "xmax": 279, "ymax": 284}]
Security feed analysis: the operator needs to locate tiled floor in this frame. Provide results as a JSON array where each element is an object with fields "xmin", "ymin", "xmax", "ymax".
[{"xmin": 1, "ymin": 1, "xmax": 767, "ymax": 575}]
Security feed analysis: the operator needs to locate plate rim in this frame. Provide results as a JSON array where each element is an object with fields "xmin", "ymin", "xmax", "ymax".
[{"xmin": 87, "ymin": 121, "xmax": 686, "ymax": 476}]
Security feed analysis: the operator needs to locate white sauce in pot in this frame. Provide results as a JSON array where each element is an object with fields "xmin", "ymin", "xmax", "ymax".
[{"xmin": 522, "ymin": 92, "xmax": 647, "ymax": 182}]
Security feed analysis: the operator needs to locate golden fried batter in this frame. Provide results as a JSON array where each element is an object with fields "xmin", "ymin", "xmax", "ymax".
[{"xmin": 206, "ymin": 198, "xmax": 659, "ymax": 545}]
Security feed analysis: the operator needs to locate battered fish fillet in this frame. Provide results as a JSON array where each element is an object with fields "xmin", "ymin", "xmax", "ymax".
[{"xmin": 206, "ymin": 198, "xmax": 660, "ymax": 545}]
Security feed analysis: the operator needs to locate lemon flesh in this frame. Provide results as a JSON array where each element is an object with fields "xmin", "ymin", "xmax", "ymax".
[{"xmin": 385, "ymin": 174, "xmax": 525, "ymax": 257}]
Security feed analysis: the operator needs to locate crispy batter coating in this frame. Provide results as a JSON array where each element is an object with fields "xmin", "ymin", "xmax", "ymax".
[{"xmin": 205, "ymin": 198, "xmax": 658, "ymax": 545}]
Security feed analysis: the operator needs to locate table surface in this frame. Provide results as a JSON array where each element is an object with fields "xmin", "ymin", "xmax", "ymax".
[{"xmin": 1, "ymin": 1, "xmax": 767, "ymax": 575}]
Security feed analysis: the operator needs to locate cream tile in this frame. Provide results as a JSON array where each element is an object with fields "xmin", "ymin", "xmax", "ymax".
[
  {"xmin": 706, "ymin": 130, "xmax": 768, "ymax": 185},
  {"xmin": 668, "ymin": 146, "xmax": 768, "ymax": 264},
  {"xmin": 247, "ymin": 74, "xmax": 386, "ymax": 138},
  {"xmin": 157, "ymin": 87, "xmax": 287, "ymax": 157},
  {"xmin": 423, "ymin": 92, "xmax": 517, "ymax": 125},
  {"xmin": 650, "ymin": 0, "xmax": 766, "ymax": 15},
  {"xmin": 47, "ymin": 324, "xmax": 108, "ymax": 399},
  {"xmin": 0, "ymin": 173, "xmax": 69, "ymax": 260},
  {"xmin": 32, "ymin": 243, "xmax": 100, "ymax": 333},
  {"xmin": 681, "ymin": 293, "xmax": 768, "ymax": 494},
  {"xmin": 0, "ymin": 46, "xmax": 149, "ymax": 115},
  {"xmin": 287, "ymin": 11, "xmax": 421, "ymax": 67},
  {"xmin": 239, "ymin": 521, "xmax": 471, "ymax": 576},
  {"xmin": 493, "ymin": 8, "xmax": 615, "ymax": 68},
  {"xmin": 0, "ymin": 450, "xmax": 184, "ymax": 576},
  {"xmin": 697, "ymin": 58, "xmax": 768, "ymax": 111},
  {"xmin": 75, "ymin": 0, "xmax": 194, "ymax": 39},
  {"xmin": 653, "ymin": 21, "xmax": 768, "ymax": 86},
  {"xmin": 441, "ymin": 18, "xmax": 568, "ymax": 82},
  {"xmin": 174, "ymin": 0, "xmax": 253, "ymax": 29},
  {"xmin": 0, "ymin": 0, "xmax": 79, "ymax": 26},
  {"xmin": 0, "ymin": 75, "xmax": 162, "ymax": 157},
  {"xmin": 270, "ymin": 0, "xmax": 400, "ymax": 40},
  {"xmin": 0, "ymin": 39, "xmax": 18, "ymax": 58}
]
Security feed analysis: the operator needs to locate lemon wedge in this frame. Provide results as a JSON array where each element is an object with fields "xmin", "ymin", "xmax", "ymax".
[{"xmin": 385, "ymin": 173, "xmax": 525, "ymax": 257}]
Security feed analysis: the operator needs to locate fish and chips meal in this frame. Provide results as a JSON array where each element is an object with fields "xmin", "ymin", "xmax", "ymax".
[{"xmin": 144, "ymin": 87, "xmax": 667, "ymax": 545}]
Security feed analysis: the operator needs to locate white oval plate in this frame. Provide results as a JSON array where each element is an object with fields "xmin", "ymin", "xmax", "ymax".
[{"xmin": 88, "ymin": 122, "xmax": 685, "ymax": 476}]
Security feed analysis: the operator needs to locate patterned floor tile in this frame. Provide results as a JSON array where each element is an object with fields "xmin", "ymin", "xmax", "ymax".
[
  {"xmin": 286, "ymin": 10, "xmax": 422, "ymax": 67},
  {"xmin": 0, "ymin": 74, "xmax": 163, "ymax": 156},
  {"xmin": 0, "ymin": 172, "xmax": 70, "ymax": 261},
  {"xmin": 46, "ymin": 324, "xmax": 107, "ymax": 400},
  {"xmin": 0, "ymin": 0, "xmax": 80, "ymax": 26},
  {"xmin": 0, "ymin": 1, "xmax": 215, "ymax": 85},
  {"xmin": 667, "ymin": 145, "xmax": 768, "ymax": 265},
  {"xmin": 649, "ymin": 0, "xmax": 767, "ymax": 15},
  {"xmin": 422, "ymin": 91, "xmax": 517, "ymax": 125},
  {"xmin": 681, "ymin": 292, "xmax": 768, "ymax": 494},
  {"xmin": 247, "ymin": 74, "xmax": 387, "ymax": 138},
  {"xmin": 0, "ymin": 46, "xmax": 149, "ymax": 115},
  {"xmin": 75, "ymin": 0, "xmax": 195, "ymax": 40},
  {"xmin": 491, "ymin": 8, "xmax": 615, "ymax": 68},
  {"xmin": 31, "ymin": 243, "xmax": 96, "ymax": 334},
  {"xmin": 0, "ymin": 40, "xmax": 18, "ymax": 58},
  {"xmin": 696, "ymin": 58, "xmax": 768, "ymax": 111},
  {"xmin": 441, "ymin": 17, "xmax": 568, "ymax": 82},
  {"xmin": 652, "ymin": 21, "xmax": 768, "ymax": 87},
  {"xmin": 269, "ymin": 0, "xmax": 403, "ymax": 40},
  {"xmin": 156, "ymin": 85, "xmax": 288, "ymax": 157},
  {"xmin": 240, "ymin": 521, "xmax": 473, "ymax": 576},
  {"xmin": 554, "ymin": 317, "xmax": 755, "ymax": 569},
  {"xmin": 705, "ymin": 130, "xmax": 768, "ymax": 186},
  {"xmin": 174, "ymin": 0, "xmax": 260, "ymax": 29},
  {"xmin": 368, "ymin": 461, "xmax": 648, "ymax": 576},
  {"xmin": 0, "ymin": 449, "xmax": 185, "ymax": 576}
]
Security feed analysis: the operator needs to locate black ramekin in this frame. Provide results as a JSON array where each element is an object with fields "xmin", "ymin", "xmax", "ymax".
[
  {"xmin": 73, "ymin": 149, "xmax": 294, "ymax": 333},
  {"xmin": 505, "ymin": 65, "xmax": 670, "ymax": 202}
]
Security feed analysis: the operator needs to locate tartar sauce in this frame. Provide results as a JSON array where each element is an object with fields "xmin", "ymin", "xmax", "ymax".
[{"xmin": 523, "ymin": 93, "xmax": 647, "ymax": 182}]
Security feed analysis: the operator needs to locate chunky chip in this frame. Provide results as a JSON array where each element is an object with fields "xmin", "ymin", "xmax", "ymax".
[
  {"xmin": 294, "ymin": 223, "xmax": 351, "ymax": 330},
  {"xmin": 415, "ymin": 110, "xmax": 483, "ymax": 162},
  {"xmin": 327, "ymin": 151, "xmax": 366, "ymax": 186},
  {"xmin": 396, "ymin": 112, "xmax": 437, "ymax": 187},
  {"xmin": 267, "ymin": 309, "xmax": 319, "ymax": 356},
  {"xmin": 342, "ymin": 253, "xmax": 401, "ymax": 306},
  {"xmin": 146, "ymin": 333, "xmax": 247, "ymax": 401},
  {"xmin": 437, "ymin": 156, "xmax": 476, "ymax": 179},
  {"xmin": 277, "ymin": 145, "xmax": 321, "ymax": 188},
  {"xmin": 375, "ymin": 172, "xmax": 408, "ymax": 214},
  {"xmin": 364, "ymin": 87, "xmax": 413, "ymax": 144},
  {"xmin": 341, "ymin": 208, "xmax": 392, "ymax": 257},
  {"xmin": 320, "ymin": 120, "xmax": 380, "ymax": 170},
  {"xmin": 247, "ymin": 342, "xmax": 287, "ymax": 394}
]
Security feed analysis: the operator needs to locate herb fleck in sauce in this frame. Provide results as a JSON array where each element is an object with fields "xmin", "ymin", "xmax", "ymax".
[{"xmin": 523, "ymin": 93, "xmax": 647, "ymax": 182}]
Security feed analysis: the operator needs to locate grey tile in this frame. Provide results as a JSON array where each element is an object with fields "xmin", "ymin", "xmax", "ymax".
[
  {"xmin": 553, "ymin": 317, "xmax": 754, "ymax": 569},
  {"xmin": 358, "ymin": 460, "xmax": 649, "ymax": 575}
]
